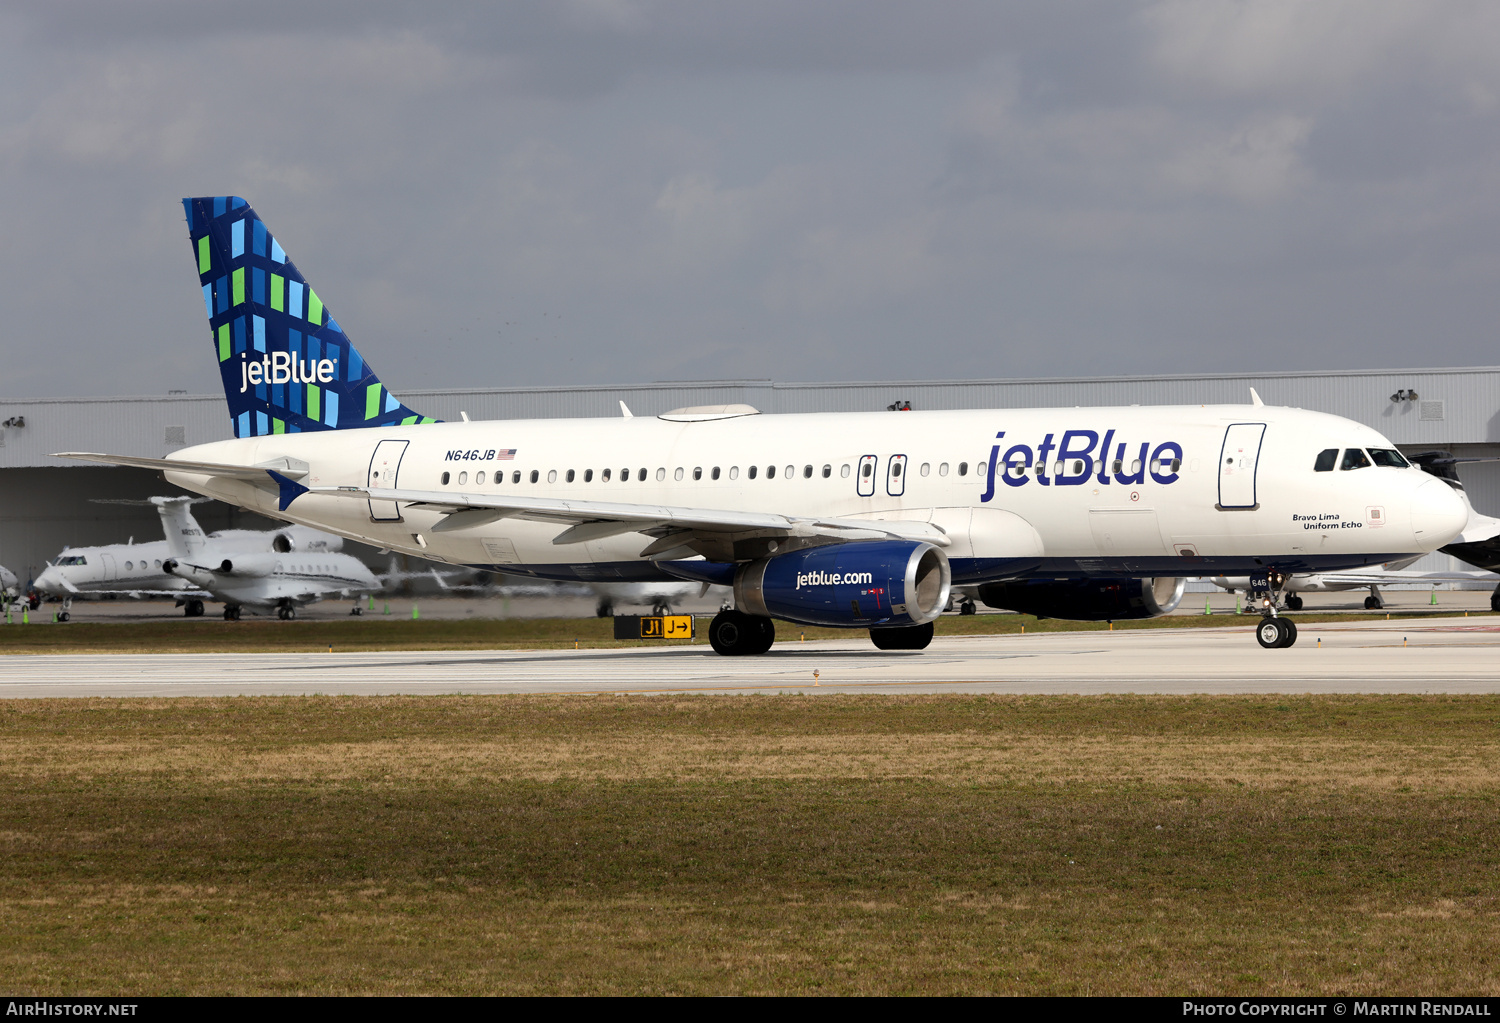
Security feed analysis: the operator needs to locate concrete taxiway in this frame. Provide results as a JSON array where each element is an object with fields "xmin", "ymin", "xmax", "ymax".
[{"xmin": 1, "ymin": 615, "xmax": 1498, "ymax": 697}]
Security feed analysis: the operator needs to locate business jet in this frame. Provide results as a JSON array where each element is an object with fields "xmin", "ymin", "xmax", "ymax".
[
  {"xmin": 590, "ymin": 580, "xmax": 716, "ymax": 617},
  {"xmin": 58, "ymin": 196, "xmax": 1469, "ymax": 651},
  {"xmin": 1, "ymin": 565, "xmax": 17, "ymax": 605},
  {"xmin": 33, "ymin": 496, "xmax": 379, "ymax": 620},
  {"xmin": 1207, "ymin": 559, "xmax": 1495, "ymax": 611},
  {"xmin": 1403, "ymin": 451, "xmax": 1500, "ymax": 610}
]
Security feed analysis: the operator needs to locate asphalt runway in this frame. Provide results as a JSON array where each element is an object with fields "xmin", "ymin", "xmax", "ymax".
[{"xmin": 1, "ymin": 615, "xmax": 1498, "ymax": 697}]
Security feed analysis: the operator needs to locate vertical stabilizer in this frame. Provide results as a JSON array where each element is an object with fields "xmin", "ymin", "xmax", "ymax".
[
  {"xmin": 153, "ymin": 497, "xmax": 208, "ymax": 562},
  {"xmin": 182, "ymin": 196, "xmax": 435, "ymax": 438}
]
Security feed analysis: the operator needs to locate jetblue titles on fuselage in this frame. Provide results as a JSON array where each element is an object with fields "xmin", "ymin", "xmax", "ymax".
[{"xmin": 979, "ymin": 429, "xmax": 1185, "ymax": 502}]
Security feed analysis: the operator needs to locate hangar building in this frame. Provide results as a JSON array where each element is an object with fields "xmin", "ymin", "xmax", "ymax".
[{"xmin": 2, "ymin": 366, "xmax": 1497, "ymax": 587}]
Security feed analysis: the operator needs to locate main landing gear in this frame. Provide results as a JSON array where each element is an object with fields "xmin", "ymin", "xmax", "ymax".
[
  {"xmin": 276, "ymin": 603, "xmax": 297, "ymax": 621},
  {"xmin": 1249, "ymin": 568, "xmax": 1299, "ymax": 649},
  {"xmin": 1491, "ymin": 584, "xmax": 1500, "ymax": 613},
  {"xmin": 1364, "ymin": 586, "xmax": 1386, "ymax": 610},
  {"xmin": 707, "ymin": 609, "xmax": 775, "ymax": 655},
  {"xmin": 1284, "ymin": 593, "xmax": 1304, "ymax": 611},
  {"xmin": 183, "ymin": 599, "xmax": 205, "ymax": 618},
  {"xmin": 222, "ymin": 605, "xmax": 242, "ymax": 621}
]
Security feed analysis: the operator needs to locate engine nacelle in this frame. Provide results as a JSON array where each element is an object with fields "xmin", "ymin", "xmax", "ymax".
[
  {"xmin": 977, "ymin": 577, "xmax": 1186, "ymax": 621},
  {"xmin": 734, "ymin": 540, "xmax": 952, "ymax": 628}
]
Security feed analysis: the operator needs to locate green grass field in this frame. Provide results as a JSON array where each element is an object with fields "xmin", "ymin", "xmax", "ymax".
[
  {"xmin": 0, "ymin": 608, "xmax": 1485, "ymax": 655},
  {"xmin": 1, "ymin": 694, "xmax": 1497, "ymax": 994}
]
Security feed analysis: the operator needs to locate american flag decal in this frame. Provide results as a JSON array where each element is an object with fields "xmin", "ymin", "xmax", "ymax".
[{"xmin": 496, "ymin": 449, "xmax": 517, "ymax": 460}]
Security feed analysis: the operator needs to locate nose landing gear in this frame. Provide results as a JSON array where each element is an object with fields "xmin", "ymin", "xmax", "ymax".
[
  {"xmin": 1256, "ymin": 616, "xmax": 1298, "ymax": 648},
  {"xmin": 1249, "ymin": 569, "xmax": 1299, "ymax": 648}
]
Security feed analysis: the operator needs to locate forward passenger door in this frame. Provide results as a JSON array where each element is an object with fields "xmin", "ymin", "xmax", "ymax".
[{"xmin": 1218, "ymin": 423, "xmax": 1266, "ymax": 510}]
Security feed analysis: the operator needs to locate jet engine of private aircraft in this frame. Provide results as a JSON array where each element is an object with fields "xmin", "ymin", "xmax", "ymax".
[{"xmin": 56, "ymin": 196, "xmax": 1471, "ymax": 651}]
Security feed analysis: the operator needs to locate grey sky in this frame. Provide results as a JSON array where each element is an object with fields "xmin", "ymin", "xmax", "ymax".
[{"xmin": 3, "ymin": 1, "xmax": 1499, "ymax": 399}]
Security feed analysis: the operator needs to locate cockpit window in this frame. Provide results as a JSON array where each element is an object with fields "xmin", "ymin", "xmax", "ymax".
[
  {"xmin": 56, "ymin": 555, "xmax": 87, "ymax": 566},
  {"xmin": 1368, "ymin": 448, "xmax": 1410, "ymax": 468},
  {"xmin": 1314, "ymin": 449, "xmax": 1338, "ymax": 472},
  {"xmin": 1340, "ymin": 448, "xmax": 1372, "ymax": 470}
]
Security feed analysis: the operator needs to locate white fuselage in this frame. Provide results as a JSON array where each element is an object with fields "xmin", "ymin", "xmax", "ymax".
[
  {"xmin": 160, "ymin": 404, "xmax": 1467, "ymax": 584},
  {"xmin": 33, "ymin": 541, "xmax": 193, "ymax": 597}
]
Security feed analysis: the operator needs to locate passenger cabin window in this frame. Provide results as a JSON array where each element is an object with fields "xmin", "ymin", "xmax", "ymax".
[
  {"xmin": 494, "ymin": 470, "xmax": 504, "ymax": 484},
  {"xmin": 547, "ymin": 470, "xmax": 557, "ymax": 483},
  {"xmin": 803, "ymin": 465, "xmax": 812, "ymax": 478},
  {"xmin": 1368, "ymin": 448, "xmax": 1410, "ymax": 468},
  {"xmin": 767, "ymin": 465, "xmax": 777, "ymax": 479},
  {"xmin": 749, "ymin": 465, "xmax": 758, "ymax": 480},
  {"xmin": 1314, "ymin": 449, "xmax": 1338, "ymax": 472},
  {"xmin": 860, "ymin": 462, "xmax": 872, "ymax": 478},
  {"xmin": 693, "ymin": 467, "xmax": 702, "ymax": 480},
  {"xmin": 530, "ymin": 470, "xmax": 539, "ymax": 483},
  {"xmin": 620, "ymin": 468, "xmax": 629, "ymax": 481},
  {"xmin": 657, "ymin": 468, "xmax": 667, "ymax": 481},
  {"xmin": 920, "ymin": 462, "xmax": 930, "ymax": 476},
  {"xmin": 729, "ymin": 466, "xmax": 739, "ymax": 479},
  {"xmin": 675, "ymin": 467, "xmax": 684, "ymax": 481},
  {"xmin": 512, "ymin": 470, "xmax": 521, "ymax": 483},
  {"xmin": 958, "ymin": 462, "xmax": 968, "ymax": 477},
  {"xmin": 441, "ymin": 472, "xmax": 450, "ymax": 485},
  {"xmin": 841, "ymin": 464, "xmax": 851, "ymax": 478},
  {"xmin": 710, "ymin": 467, "xmax": 719, "ymax": 480},
  {"xmin": 1341, "ymin": 448, "xmax": 1372, "ymax": 471},
  {"xmin": 458, "ymin": 472, "xmax": 468, "ymax": 485},
  {"xmin": 822, "ymin": 465, "xmax": 831, "ymax": 478},
  {"xmin": 938, "ymin": 462, "xmax": 949, "ymax": 476},
  {"xmin": 584, "ymin": 469, "xmax": 593, "ymax": 482},
  {"xmin": 566, "ymin": 469, "xmax": 575, "ymax": 482},
  {"xmin": 785, "ymin": 465, "xmax": 794, "ymax": 479},
  {"xmin": 638, "ymin": 468, "xmax": 647, "ymax": 482},
  {"xmin": 602, "ymin": 468, "xmax": 611, "ymax": 482}
]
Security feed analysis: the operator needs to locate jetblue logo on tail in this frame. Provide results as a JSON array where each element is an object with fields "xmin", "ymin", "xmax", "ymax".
[
  {"xmin": 183, "ymin": 196, "xmax": 437, "ymax": 438},
  {"xmin": 239, "ymin": 353, "xmax": 337, "ymax": 391}
]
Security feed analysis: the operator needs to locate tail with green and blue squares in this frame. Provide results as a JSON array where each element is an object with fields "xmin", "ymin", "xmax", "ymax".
[{"xmin": 183, "ymin": 196, "xmax": 437, "ymax": 438}]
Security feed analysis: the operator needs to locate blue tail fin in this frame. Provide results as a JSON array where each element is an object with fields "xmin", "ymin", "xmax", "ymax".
[{"xmin": 182, "ymin": 196, "xmax": 436, "ymax": 438}]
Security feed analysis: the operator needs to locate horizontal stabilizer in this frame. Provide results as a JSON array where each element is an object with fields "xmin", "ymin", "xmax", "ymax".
[{"xmin": 53, "ymin": 452, "xmax": 308, "ymax": 480}]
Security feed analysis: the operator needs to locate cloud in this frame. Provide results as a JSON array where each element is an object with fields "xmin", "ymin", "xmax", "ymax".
[{"xmin": 1, "ymin": 2, "xmax": 1499, "ymax": 400}]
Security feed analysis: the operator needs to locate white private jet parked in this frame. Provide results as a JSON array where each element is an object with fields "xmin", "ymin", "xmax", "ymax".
[
  {"xmin": 33, "ymin": 497, "xmax": 379, "ymax": 620},
  {"xmin": 59, "ymin": 196, "xmax": 1469, "ymax": 651},
  {"xmin": 1207, "ymin": 559, "xmax": 1496, "ymax": 611}
]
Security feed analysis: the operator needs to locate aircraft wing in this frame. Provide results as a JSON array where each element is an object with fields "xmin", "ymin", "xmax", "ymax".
[
  {"xmin": 68, "ymin": 588, "xmax": 213, "ymax": 599},
  {"xmin": 307, "ymin": 485, "xmax": 951, "ymax": 559},
  {"xmin": 1314, "ymin": 569, "xmax": 1496, "ymax": 587}
]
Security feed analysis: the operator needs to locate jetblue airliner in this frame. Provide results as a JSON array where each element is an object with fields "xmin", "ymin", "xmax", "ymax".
[{"xmin": 60, "ymin": 197, "xmax": 1467, "ymax": 652}]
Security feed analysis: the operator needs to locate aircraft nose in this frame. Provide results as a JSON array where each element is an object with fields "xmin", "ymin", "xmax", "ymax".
[
  {"xmin": 1410, "ymin": 478, "xmax": 1467, "ymax": 552},
  {"xmin": 33, "ymin": 569, "xmax": 59, "ymax": 593}
]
